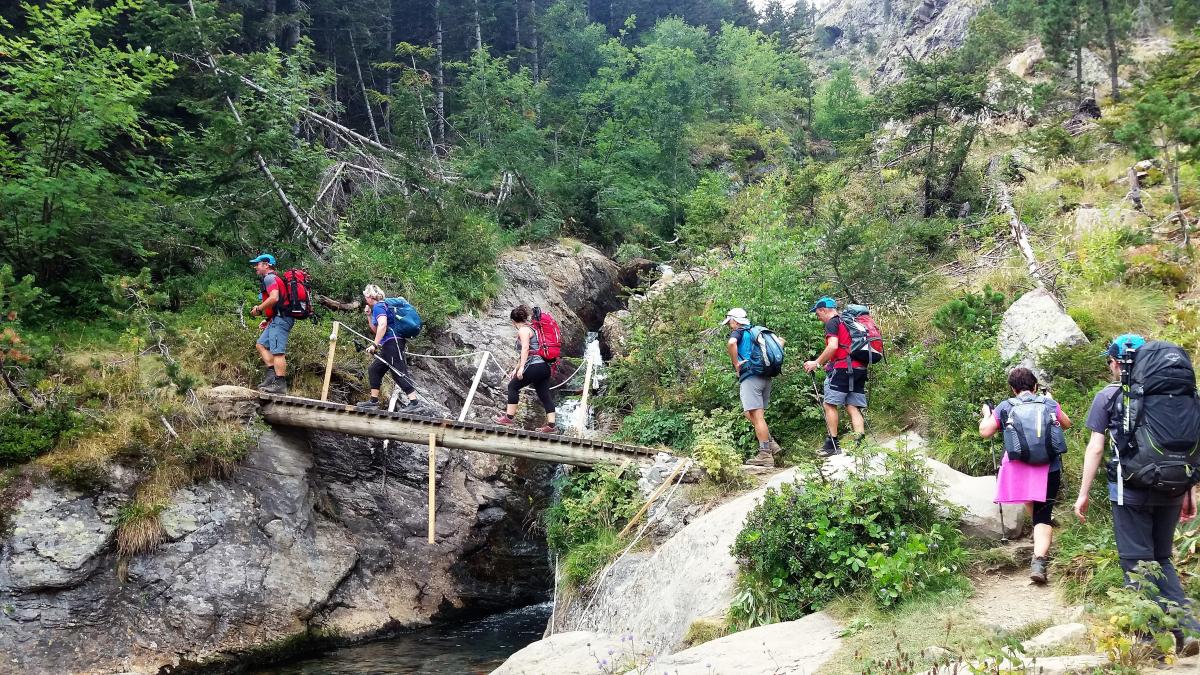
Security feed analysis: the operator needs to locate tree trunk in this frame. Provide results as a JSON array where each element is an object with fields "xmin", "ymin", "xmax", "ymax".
[
  {"xmin": 1074, "ymin": 37, "xmax": 1083, "ymax": 104},
  {"xmin": 350, "ymin": 31, "xmax": 381, "ymax": 143},
  {"xmin": 514, "ymin": 0, "xmax": 521, "ymax": 63},
  {"xmin": 474, "ymin": 0, "xmax": 483, "ymax": 51},
  {"xmin": 530, "ymin": 0, "xmax": 540, "ymax": 82},
  {"xmin": 1167, "ymin": 140, "xmax": 1189, "ymax": 249},
  {"xmin": 1100, "ymin": 0, "xmax": 1121, "ymax": 102},
  {"xmin": 264, "ymin": 0, "xmax": 277, "ymax": 48},
  {"xmin": 989, "ymin": 156, "xmax": 1053, "ymax": 295},
  {"xmin": 279, "ymin": 0, "xmax": 300, "ymax": 51},
  {"xmin": 435, "ymin": 0, "xmax": 446, "ymax": 147}
]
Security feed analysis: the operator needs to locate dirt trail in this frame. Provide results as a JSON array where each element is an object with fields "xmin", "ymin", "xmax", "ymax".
[{"xmin": 968, "ymin": 568, "xmax": 1076, "ymax": 632}]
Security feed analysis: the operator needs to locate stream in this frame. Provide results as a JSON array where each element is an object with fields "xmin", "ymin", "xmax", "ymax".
[{"xmin": 255, "ymin": 602, "xmax": 552, "ymax": 674}]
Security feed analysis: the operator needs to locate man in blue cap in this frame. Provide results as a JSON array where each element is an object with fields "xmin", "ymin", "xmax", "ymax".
[
  {"xmin": 1076, "ymin": 334, "xmax": 1199, "ymax": 656},
  {"xmin": 803, "ymin": 297, "xmax": 866, "ymax": 456},
  {"xmin": 249, "ymin": 253, "xmax": 293, "ymax": 394}
]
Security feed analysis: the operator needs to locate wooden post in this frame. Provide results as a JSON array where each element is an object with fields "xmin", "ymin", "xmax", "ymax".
[
  {"xmin": 458, "ymin": 352, "xmax": 490, "ymax": 422},
  {"xmin": 428, "ymin": 432, "xmax": 437, "ymax": 544},
  {"xmin": 574, "ymin": 357, "xmax": 595, "ymax": 435},
  {"xmin": 320, "ymin": 322, "xmax": 340, "ymax": 401}
]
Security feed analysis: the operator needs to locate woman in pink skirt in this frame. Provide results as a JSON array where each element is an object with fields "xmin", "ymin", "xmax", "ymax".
[{"xmin": 979, "ymin": 367, "xmax": 1073, "ymax": 584}]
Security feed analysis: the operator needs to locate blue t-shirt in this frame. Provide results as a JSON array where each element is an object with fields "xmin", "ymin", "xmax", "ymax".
[
  {"xmin": 1085, "ymin": 383, "xmax": 1184, "ymax": 506},
  {"xmin": 370, "ymin": 302, "xmax": 400, "ymax": 344},
  {"xmin": 992, "ymin": 393, "xmax": 1064, "ymax": 472}
]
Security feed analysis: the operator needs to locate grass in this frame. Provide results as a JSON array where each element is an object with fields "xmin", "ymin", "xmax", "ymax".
[
  {"xmin": 562, "ymin": 527, "xmax": 626, "ymax": 587},
  {"xmin": 682, "ymin": 617, "xmax": 729, "ymax": 648}
]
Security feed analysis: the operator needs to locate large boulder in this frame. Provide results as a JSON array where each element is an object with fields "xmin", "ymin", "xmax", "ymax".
[
  {"xmin": 550, "ymin": 469, "xmax": 800, "ymax": 655},
  {"xmin": 491, "ymin": 631, "xmax": 632, "ymax": 675},
  {"xmin": 651, "ymin": 612, "xmax": 842, "ymax": 674},
  {"xmin": 998, "ymin": 288, "xmax": 1088, "ymax": 374},
  {"xmin": 599, "ymin": 309, "xmax": 631, "ymax": 361}
]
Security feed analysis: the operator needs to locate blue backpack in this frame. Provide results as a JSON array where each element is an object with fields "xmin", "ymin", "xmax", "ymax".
[
  {"xmin": 382, "ymin": 297, "xmax": 422, "ymax": 338},
  {"xmin": 740, "ymin": 326, "xmax": 785, "ymax": 380}
]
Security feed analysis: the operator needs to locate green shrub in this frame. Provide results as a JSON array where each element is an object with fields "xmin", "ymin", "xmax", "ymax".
[
  {"xmin": 613, "ymin": 404, "xmax": 695, "ymax": 450},
  {"xmin": 0, "ymin": 406, "xmax": 86, "ymax": 466},
  {"xmin": 544, "ymin": 464, "xmax": 642, "ymax": 585},
  {"xmin": 931, "ymin": 286, "xmax": 1006, "ymax": 337},
  {"xmin": 687, "ymin": 408, "xmax": 749, "ymax": 485},
  {"xmin": 729, "ymin": 444, "xmax": 966, "ymax": 626}
]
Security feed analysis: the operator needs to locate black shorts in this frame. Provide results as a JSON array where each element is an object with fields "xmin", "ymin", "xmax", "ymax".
[{"xmin": 1031, "ymin": 470, "xmax": 1061, "ymax": 526}]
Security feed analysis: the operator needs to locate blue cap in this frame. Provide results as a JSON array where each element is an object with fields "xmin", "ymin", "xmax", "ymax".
[
  {"xmin": 249, "ymin": 253, "xmax": 276, "ymax": 266},
  {"xmin": 809, "ymin": 296, "xmax": 837, "ymax": 312},
  {"xmin": 1106, "ymin": 333, "xmax": 1146, "ymax": 359}
]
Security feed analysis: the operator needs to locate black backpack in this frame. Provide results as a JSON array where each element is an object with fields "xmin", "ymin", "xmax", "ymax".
[
  {"xmin": 1002, "ymin": 395, "xmax": 1067, "ymax": 466},
  {"xmin": 1113, "ymin": 341, "xmax": 1200, "ymax": 495}
]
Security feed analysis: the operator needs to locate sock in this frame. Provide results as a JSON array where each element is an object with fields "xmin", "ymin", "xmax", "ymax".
[
  {"xmin": 758, "ymin": 441, "xmax": 770, "ymax": 451},
  {"xmin": 370, "ymin": 396, "xmax": 379, "ymax": 404}
]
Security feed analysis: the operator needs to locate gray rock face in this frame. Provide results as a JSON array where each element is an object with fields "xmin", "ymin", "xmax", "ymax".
[
  {"xmin": 651, "ymin": 612, "xmax": 843, "ymax": 674},
  {"xmin": 998, "ymin": 288, "xmax": 1089, "ymax": 375},
  {"xmin": 815, "ymin": 0, "xmax": 985, "ymax": 85},
  {"xmin": 0, "ymin": 240, "xmax": 624, "ymax": 673}
]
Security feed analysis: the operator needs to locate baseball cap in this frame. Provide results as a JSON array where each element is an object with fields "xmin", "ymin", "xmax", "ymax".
[
  {"xmin": 722, "ymin": 308, "xmax": 751, "ymax": 327},
  {"xmin": 809, "ymin": 296, "xmax": 837, "ymax": 312},
  {"xmin": 1105, "ymin": 333, "xmax": 1146, "ymax": 359},
  {"xmin": 249, "ymin": 253, "xmax": 277, "ymax": 266}
]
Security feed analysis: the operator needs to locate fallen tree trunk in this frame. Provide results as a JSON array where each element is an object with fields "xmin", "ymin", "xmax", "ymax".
[
  {"xmin": 317, "ymin": 295, "xmax": 361, "ymax": 312},
  {"xmin": 989, "ymin": 156, "xmax": 1055, "ymax": 297}
]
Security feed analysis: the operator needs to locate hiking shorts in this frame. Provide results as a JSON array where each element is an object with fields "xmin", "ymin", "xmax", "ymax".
[
  {"xmin": 256, "ymin": 316, "xmax": 295, "ymax": 355},
  {"xmin": 739, "ymin": 376, "xmax": 772, "ymax": 412},
  {"xmin": 824, "ymin": 370, "xmax": 867, "ymax": 409}
]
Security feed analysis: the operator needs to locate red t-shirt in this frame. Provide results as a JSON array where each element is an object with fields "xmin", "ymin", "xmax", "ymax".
[
  {"xmin": 260, "ymin": 273, "xmax": 284, "ymax": 319},
  {"xmin": 823, "ymin": 315, "xmax": 861, "ymax": 371}
]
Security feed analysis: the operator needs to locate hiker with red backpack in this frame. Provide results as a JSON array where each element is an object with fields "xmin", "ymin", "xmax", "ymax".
[
  {"xmin": 979, "ymin": 367, "xmax": 1073, "ymax": 584},
  {"xmin": 803, "ymin": 297, "xmax": 883, "ymax": 456},
  {"xmin": 250, "ymin": 253, "xmax": 297, "ymax": 395},
  {"xmin": 1076, "ymin": 334, "xmax": 1200, "ymax": 657},
  {"xmin": 496, "ymin": 305, "xmax": 559, "ymax": 433},
  {"xmin": 356, "ymin": 284, "xmax": 422, "ymax": 410}
]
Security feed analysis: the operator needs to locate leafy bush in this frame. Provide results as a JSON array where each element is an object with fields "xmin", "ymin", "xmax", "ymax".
[
  {"xmin": 613, "ymin": 404, "xmax": 695, "ymax": 450},
  {"xmin": 1099, "ymin": 562, "xmax": 1200, "ymax": 666},
  {"xmin": 687, "ymin": 408, "xmax": 749, "ymax": 485},
  {"xmin": 730, "ymin": 444, "xmax": 966, "ymax": 625},
  {"xmin": 545, "ymin": 464, "xmax": 642, "ymax": 585},
  {"xmin": 0, "ymin": 406, "xmax": 86, "ymax": 466},
  {"xmin": 932, "ymin": 286, "xmax": 1006, "ymax": 337}
]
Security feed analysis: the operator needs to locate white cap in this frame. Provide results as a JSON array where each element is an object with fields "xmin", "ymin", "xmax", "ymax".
[{"xmin": 723, "ymin": 308, "xmax": 750, "ymax": 327}]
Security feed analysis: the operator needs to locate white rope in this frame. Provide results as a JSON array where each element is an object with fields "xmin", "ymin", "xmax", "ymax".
[{"xmin": 573, "ymin": 459, "xmax": 694, "ymax": 628}]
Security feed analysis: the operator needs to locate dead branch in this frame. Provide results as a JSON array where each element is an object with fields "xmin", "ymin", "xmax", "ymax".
[
  {"xmin": 0, "ymin": 361, "xmax": 33, "ymax": 411},
  {"xmin": 317, "ymin": 294, "xmax": 362, "ymax": 312},
  {"xmin": 988, "ymin": 155, "xmax": 1056, "ymax": 299}
]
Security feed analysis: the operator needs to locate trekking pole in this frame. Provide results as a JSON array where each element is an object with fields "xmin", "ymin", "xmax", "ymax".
[{"xmin": 984, "ymin": 398, "xmax": 1009, "ymax": 544}]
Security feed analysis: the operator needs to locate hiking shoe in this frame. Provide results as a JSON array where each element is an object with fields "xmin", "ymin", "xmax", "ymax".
[
  {"xmin": 356, "ymin": 400, "xmax": 380, "ymax": 410},
  {"xmin": 819, "ymin": 436, "xmax": 841, "ymax": 457},
  {"xmin": 535, "ymin": 424, "xmax": 558, "ymax": 434},
  {"xmin": 746, "ymin": 450, "xmax": 775, "ymax": 467},
  {"xmin": 1178, "ymin": 635, "xmax": 1200, "ymax": 657},
  {"xmin": 495, "ymin": 414, "xmax": 514, "ymax": 426},
  {"xmin": 767, "ymin": 440, "xmax": 783, "ymax": 455},
  {"xmin": 257, "ymin": 369, "xmax": 276, "ymax": 389},
  {"xmin": 260, "ymin": 377, "xmax": 288, "ymax": 395},
  {"xmin": 1030, "ymin": 556, "xmax": 1049, "ymax": 584}
]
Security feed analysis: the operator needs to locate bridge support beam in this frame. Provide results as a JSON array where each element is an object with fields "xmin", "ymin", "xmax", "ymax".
[{"xmin": 260, "ymin": 402, "xmax": 649, "ymax": 467}]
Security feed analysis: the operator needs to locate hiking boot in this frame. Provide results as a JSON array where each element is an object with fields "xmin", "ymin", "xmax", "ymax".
[
  {"xmin": 1178, "ymin": 635, "xmax": 1200, "ymax": 657},
  {"xmin": 1030, "ymin": 556, "xmax": 1049, "ymax": 584},
  {"xmin": 767, "ymin": 440, "xmax": 783, "ymax": 456},
  {"xmin": 535, "ymin": 424, "xmax": 558, "ymax": 434},
  {"xmin": 356, "ymin": 400, "xmax": 380, "ymax": 410},
  {"xmin": 746, "ymin": 449, "xmax": 775, "ymax": 467},
  {"xmin": 495, "ymin": 414, "xmax": 515, "ymax": 426},
  {"xmin": 819, "ymin": 435, "xmax": 841, "ymax": 457},
  {"xmin": 260, "ymin": 377, "xmax": 288, "ymax": 395},
  {"xmin": 257, "ymin": 369, "xmax": 276, "ymax": 389}
]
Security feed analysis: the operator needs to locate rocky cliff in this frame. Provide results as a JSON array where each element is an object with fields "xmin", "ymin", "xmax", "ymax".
[
  {"xmin": 0, "ymin": 241, "xmax": 624, "ymax": 674},
  {"xmin": 815, "ymin": 0, "xmax": 986, "ymax": 84}
]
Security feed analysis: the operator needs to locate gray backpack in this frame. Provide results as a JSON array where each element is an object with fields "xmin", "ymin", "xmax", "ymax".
[{"xmin": 1002, "ymin": 395, "xmax": 1067, "ymax": 466}]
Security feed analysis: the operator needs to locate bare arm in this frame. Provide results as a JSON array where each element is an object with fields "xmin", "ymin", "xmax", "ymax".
[
  {"xmin": 1074, "ymin": 431, "xmax": 1107, "ymax": 522},
  {"xmin": 727, "ymin": 340, "xmax": 740, "ymax": 374},
  {"xmin": 816, "ymin": 335, "xmax": 838, "ymax": 366},
  {"xmin": 979, "ymin": 405, "xmax": 999, "ymax": 438},
  {"xmin": 253, "ymin": 289, "xmax": 279, "ymax": 315},
  {"xmin": 516, "ymin": 327, "xmax": 531, "ymax": 376},
  {"xmin": 1057, "ymin": 406, "xmax": 1073, "ymax": 429}
]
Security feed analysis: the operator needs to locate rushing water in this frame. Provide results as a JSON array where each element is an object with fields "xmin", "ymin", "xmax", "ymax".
[{"xmin": 257, "ymin": 603, "xmax": 551, "ymax": 675}]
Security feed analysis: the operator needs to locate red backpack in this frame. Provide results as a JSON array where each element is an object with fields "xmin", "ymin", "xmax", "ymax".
[
  {"xmin": 531, "ymin": 306, "xmax": 562, "ymax": 364},
  {"xmin": 838, "ymin": 304, "xmax": 884, "ymax": 368},
  {"xmin": 277, "ymin": 269, "xmax": 314, "ymax": 319}
]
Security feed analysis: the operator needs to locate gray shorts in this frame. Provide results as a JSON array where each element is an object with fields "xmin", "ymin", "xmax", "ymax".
[
  {"xmin": 256, "ymin": 316, "xmax": 295, "ymax": 355},
  {"xmin": 739, "ymin": 376, "xmax": 772, "ymax": 412},
  {"xmin": 824, "ymin": 373, "xmax": 867, "ymax": 408}
]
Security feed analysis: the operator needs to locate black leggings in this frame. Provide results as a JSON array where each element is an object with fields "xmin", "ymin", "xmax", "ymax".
[
  {"xmin": 507, "ymin": 361, "xmax": 554, "ymax": 412},
  {"xmin": 1031, "ymin": 470, "xmax": 1061, "ymax": 526},
  {"xmin": 368, "ymin": 339, "xmax": 416, "ymax": 395}
]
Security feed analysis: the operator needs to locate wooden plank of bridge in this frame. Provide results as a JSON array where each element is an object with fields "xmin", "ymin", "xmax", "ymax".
[{"xmin": 428, "ymin": 432, "xmax": 436, "ymax": 544}]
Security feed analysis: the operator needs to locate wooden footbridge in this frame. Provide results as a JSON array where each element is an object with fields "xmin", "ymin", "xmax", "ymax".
[{"xmin": 258, "ymin": 394, "xmax": 657, "ymax": 467}]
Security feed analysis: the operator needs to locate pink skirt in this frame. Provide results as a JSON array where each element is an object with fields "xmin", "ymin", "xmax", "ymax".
[{"xmin": 994, "ymin": 453, "xmax": 1049, "ymax": 504}]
